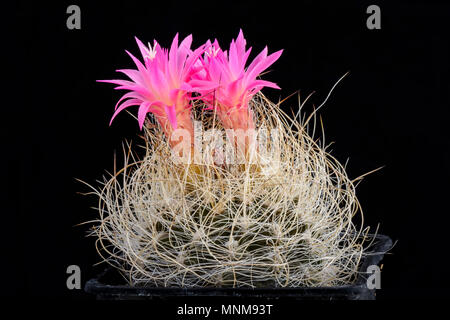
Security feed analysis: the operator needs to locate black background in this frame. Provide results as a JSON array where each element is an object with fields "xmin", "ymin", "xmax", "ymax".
[{"xmin": 3, "ymin": 0, "xmax": 450, "ymax": 299}]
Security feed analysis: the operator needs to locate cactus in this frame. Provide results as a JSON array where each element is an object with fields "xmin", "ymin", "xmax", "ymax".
[{"xmin": 87, "ymin": 93, "xmax": 369, "ymax": 287}]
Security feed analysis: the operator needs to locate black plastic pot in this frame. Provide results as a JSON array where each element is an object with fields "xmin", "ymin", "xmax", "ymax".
[{"xmin": 85, "ymin": 234, "xmax": 391, "ymax": 300}]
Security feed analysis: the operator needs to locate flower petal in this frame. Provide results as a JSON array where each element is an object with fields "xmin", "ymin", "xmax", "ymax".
[
  {"xmin": 110, "ymin": 99, "xmax": 142, "ymax": 125},
  {"xmin": 164, "ymin": 105, "xmax": 178, "ymax": 129},
  {"xmin": 138, "ymin": 102, "xmax": 151, "ymax": 130}
]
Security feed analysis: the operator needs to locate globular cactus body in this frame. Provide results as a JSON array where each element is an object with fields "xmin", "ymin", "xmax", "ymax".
[{"xmin": 91, "ymin": 93, "xmax": 367, "ymax": 287}]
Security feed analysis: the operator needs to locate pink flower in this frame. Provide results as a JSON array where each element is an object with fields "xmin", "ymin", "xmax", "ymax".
[
  {"xmin": 192, "ymin": 29, "xmax": 283, "ymax": 130},
  {"xmin": 99, "ymin": 34, "xmax": 205, "ymax": 143}
]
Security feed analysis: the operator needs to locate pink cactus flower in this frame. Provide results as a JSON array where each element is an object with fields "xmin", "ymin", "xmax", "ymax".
[
  {"xmin": 192, "ymin": 29, "xmax": 283, "ymax": 131},
  {"xmin": 99, "ymin": 34, "xmax": 205, "ymax": 149}
]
